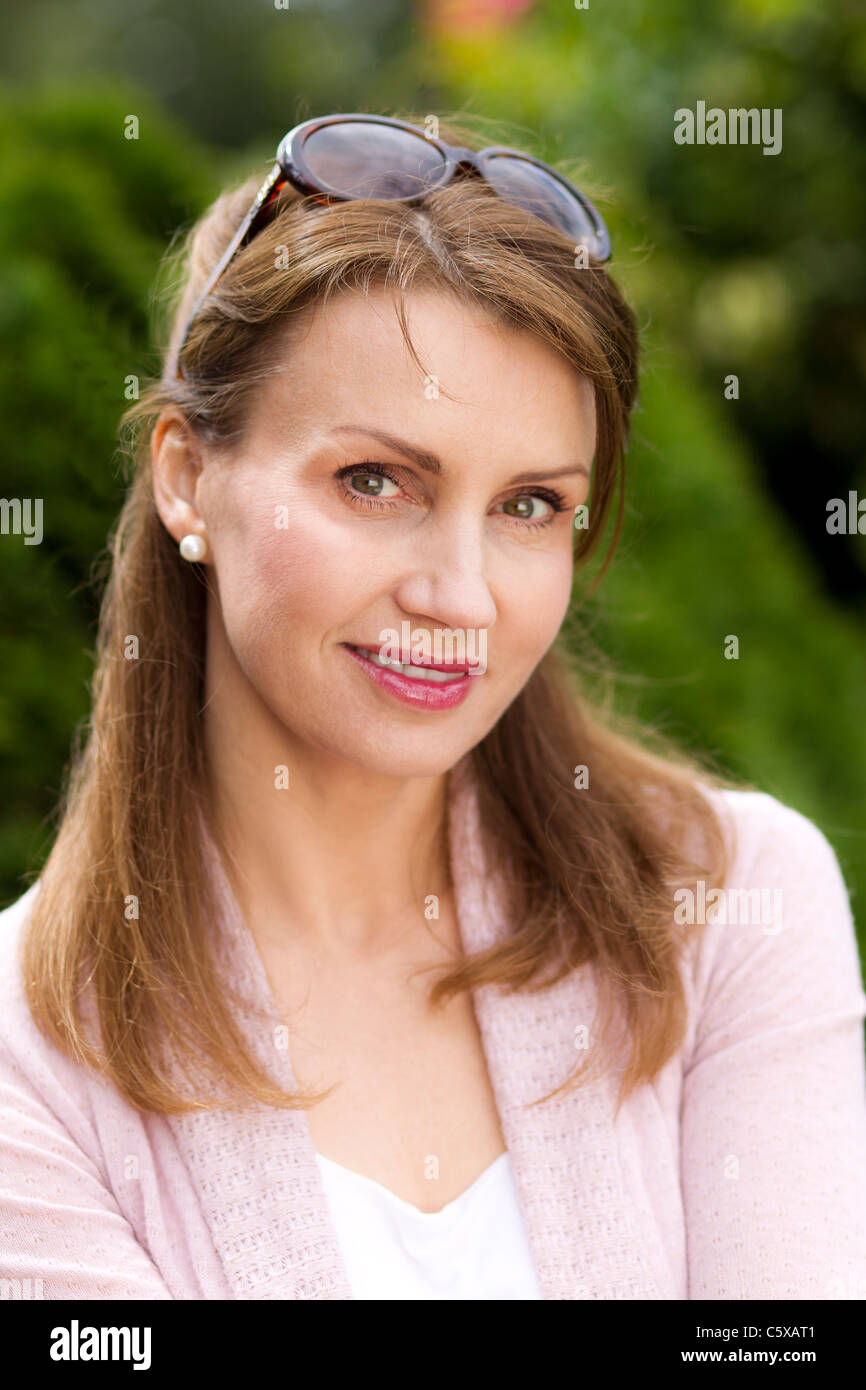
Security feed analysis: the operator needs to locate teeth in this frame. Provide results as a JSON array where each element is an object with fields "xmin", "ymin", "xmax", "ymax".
[{"xmin": 350, "ymin": 646, "xmax": 466, "ymax": 683}]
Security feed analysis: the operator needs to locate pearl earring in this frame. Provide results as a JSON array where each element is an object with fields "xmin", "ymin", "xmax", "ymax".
[{"xmin": 179, "ymin": 532, "xmax": 208, "ymax": 562}]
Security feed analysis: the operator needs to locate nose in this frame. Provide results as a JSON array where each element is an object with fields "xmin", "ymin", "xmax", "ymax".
[{"xmin": 392, "ymin": 516, "xmax": 497, "ymax": 636}]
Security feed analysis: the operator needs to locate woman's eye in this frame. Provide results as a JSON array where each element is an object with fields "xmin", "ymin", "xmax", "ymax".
[
  {"xmin": 499, "ymin": 495, "xmax": 554, "ymax": 523},
  {"xmin": 345, "ymin": 470, "xmax": 401, "ymax": 498}
]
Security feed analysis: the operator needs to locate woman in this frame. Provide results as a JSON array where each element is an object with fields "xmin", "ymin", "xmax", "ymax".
[{"xmin": 1, "ymin": 111, "xmax": 865, "ymax": 1301}]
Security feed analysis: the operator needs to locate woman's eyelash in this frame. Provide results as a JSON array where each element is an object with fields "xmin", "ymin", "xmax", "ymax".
[{"xmin": 334, "ymin": 461, "xmax": 569, "ymax": 528}]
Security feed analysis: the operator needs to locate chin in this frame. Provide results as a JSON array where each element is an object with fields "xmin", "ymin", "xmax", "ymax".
[{"xmin": 321, "ymin": 732, "xmax": 475, "ymax": 781}]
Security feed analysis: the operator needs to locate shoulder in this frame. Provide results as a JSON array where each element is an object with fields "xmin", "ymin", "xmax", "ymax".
[
  {"xmin": 680, "ymin": 785, "xmax": 865, "ymax": 1058},
  {"xmin": 0, "ymin": 878, "xmax": 41, "ymax": 938},
  {"xmin": 696, "ymin": 784, "xmax": 855, "ymax": 914},
  {"xmin": 0, "ymin": 879, "xmax": 95, "ymax": 1110},
  {"xmin": 0, "ymin": 879, "xmax": 43, "ymax": 1044}
]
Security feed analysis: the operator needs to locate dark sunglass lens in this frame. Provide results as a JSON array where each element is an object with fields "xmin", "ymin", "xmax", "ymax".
[
  {"xmin": 301, "ymin": 122, "xmax": 447, "ymax": 199},
  {"xmin": 483, "ymin": 155, "xmax": 600, "ymax": 251}
]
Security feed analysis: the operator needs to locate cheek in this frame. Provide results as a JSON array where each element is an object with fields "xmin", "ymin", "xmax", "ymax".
[
  {"xmin": 214, "ymin": 493, "xmax": 375, "ymax": 660},
  {"xmin": 505, "ymin": 548, "xmax": 574, "ymax": 652},
  {"xmin": 215, "ymin": 507, "xmax": 326, "ymax": 656}
]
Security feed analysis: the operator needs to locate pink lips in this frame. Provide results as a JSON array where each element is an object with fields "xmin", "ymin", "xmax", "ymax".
[
  {"xmin": 348, "ymin": 642, "xmax": 477, "ymax": 674},
  {"xmin": 341, "ymin": 643, "xmax": 477, "ymax": 710}
]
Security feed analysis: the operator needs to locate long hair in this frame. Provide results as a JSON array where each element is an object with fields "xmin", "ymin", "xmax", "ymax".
[{"xmin": 19, "ymin": 112, "xmax": 737, "ymax": 1117}]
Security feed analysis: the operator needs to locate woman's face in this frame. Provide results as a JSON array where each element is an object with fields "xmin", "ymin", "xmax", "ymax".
[{"xmin": 165, "ymin": 286, "xmax": 596, "ymax": 779}]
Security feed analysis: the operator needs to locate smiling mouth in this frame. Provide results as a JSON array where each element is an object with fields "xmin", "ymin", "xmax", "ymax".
[{"xmin": 343, "ymin": 644, "xmax": 470, "ymax": 684}]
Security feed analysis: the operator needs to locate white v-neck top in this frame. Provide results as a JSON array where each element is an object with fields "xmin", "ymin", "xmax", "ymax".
[{"xmin": 314, "ymin": 1149, "xmax": 545, "ymax": 1300}]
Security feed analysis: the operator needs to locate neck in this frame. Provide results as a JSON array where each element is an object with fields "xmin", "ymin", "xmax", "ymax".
[{"xmin": 200, "ymin": 692, "xmax": 454, "ymax": 964}]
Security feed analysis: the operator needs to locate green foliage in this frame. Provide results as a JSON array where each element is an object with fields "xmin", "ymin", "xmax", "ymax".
[
  {"xmin": 583, "ymin": 348, "xmax": 866, "ymax": 936},
  {"xmin": 0, "ymin": 83, "xmax": 217, "ymax": 884}
]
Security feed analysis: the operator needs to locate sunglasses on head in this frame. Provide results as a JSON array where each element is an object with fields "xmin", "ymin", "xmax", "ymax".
[{"xmin": 173, "ymin": 112, "xmax": 612, "ymax": 380}]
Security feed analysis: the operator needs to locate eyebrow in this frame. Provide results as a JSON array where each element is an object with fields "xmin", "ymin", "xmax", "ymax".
[{"xmin": 328, "ymin": 425, "xmax": 590, "ymax": 485}]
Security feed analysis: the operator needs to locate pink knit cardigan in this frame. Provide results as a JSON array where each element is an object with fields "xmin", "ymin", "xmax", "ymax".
[{"xmin": 1, "ymin": 756, "xmax": 865, "ymax": 1300}]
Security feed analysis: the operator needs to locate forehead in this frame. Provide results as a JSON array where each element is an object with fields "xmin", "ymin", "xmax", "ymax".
[{"xmin": 243, "ymin": 285, "xmax": 597, "ymax": 461}]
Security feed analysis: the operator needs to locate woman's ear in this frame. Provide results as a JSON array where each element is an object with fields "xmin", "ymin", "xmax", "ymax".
[{"xmin": 151, "ymin": 411, "xmax": 208, "ymax": 552}]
